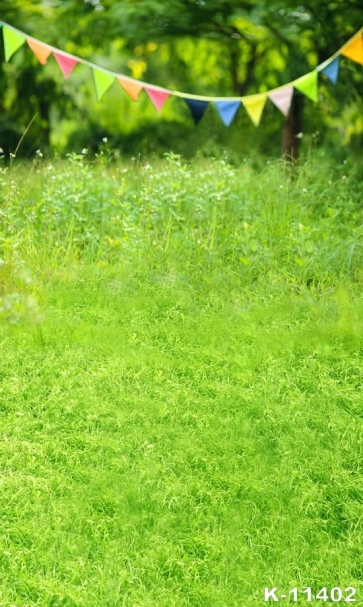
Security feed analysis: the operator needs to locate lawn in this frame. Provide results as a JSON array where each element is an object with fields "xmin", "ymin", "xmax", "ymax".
[{"xmin": 1, "ymin": 153, "xmax": 363, "ymax": 606}]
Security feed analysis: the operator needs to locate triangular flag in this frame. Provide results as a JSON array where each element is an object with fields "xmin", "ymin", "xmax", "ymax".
[
  {"xmin": 242, "ymin": 94, "xmax": 267, "ymax": 126},
  {"xmin": 145, "ymin": 87, "xmax": 170, "ymax": 112},
  {"xmin": 341, "ymin": 31, "xmax": 363, "ymax": 66},
  {"xmin": 117, "ymin": 77, "xmax": 143, "ymax": 101},
  {"xmin": 27, "ymin": 38, "xmax": 52, "ymax": 65},
  {"xmin": 3, "ymin": 26, "xmax": 26, "ymax": 61},
  {"xmin": 214, "ymin": 101, "xmax": 241, "ymax": 126},
  {"xmin": 184, "ymin": 98, "xmax": 209, "ymax": 124},
  {"xmin": 268, "ymin": 86, "xmax": 294, "ymax": 116},
  {"xmin": 293, "ymin": 70, "xmax": 318, "ymax": 102},
  {"xmin": 93, "ymin": 68, "xmax": 115, "ymax": 101},
  {"xmin": 53, "ymin": 51, "xmax": 78, "ymax": 79},
  {"xmin": 321, "ymin": 56, "xmax": 340, "ymax": 84}
]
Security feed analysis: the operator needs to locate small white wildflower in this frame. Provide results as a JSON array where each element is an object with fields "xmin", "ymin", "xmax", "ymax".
[
  {"xmin": 82, "ymin": 148, "xmax": 88, "ymax": 155},
  {"xmin": 295, "ymin": 132, "xmax": 303, "ymax": 139},
  {"xmin": 35, "ymin": 149, "xmax": 43, "ymax": 157},
  {"xmin": 342, "ymin": 175, "xmax": 346, "ymax": 180},
  {"xmin": 0, "ymin": 148, "xmax": 3, "ymax": 153},
  {"xmin": 102, "ymin": 137, "xmax": 108, "ymax": 143},
  {"xmin": 10, "ymin": 152, "xmax": 16, "ymax": 158},
  {"xmin": 302, "ymin": 188, "xmax": 307, "ymax": 193}
]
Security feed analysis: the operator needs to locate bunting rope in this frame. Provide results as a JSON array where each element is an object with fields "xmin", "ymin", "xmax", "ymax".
[{"xmin": 0, "ymin": 20, "xmax": 362, "ymax": 126}]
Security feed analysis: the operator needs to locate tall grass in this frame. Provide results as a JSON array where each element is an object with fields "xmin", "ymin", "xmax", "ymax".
[{"xmin": 2, "ymin": 154, "xmax": 362, "ymax": 288}]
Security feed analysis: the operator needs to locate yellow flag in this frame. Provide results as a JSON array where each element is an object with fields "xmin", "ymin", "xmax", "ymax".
[
  {"xmin": 242, "ymin": 94, "xmax": 267, "ymax": 126},
  {"xmin": 341, "ymin": 31, "xmax": 363, "ymax": 66}
]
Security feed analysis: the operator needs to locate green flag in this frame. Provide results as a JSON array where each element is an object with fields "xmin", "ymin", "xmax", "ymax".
[
  {"xmin": 93, "ymin": 68, "xmax": 115, "ymax": 101},
  {"xmin": 3, "ymin": 25, "xmax": 26, "ymax": 61},
  {"xmin": 293, "ymin": 71, "xmax": 318, "ymax": 102}
]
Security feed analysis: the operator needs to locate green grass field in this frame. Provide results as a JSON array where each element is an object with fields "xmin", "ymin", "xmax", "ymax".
[{"xmin": 1, "ymin": 153, "xmax": 363, "ymax": 606}]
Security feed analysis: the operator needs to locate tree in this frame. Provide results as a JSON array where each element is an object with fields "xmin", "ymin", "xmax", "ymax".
[{"xmin": 78, "ymin": 0, "xmax": 362, "ymax": 158}]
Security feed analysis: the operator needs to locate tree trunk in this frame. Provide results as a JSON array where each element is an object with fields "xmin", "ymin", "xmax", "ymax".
[{"xmin": 281, "ymin": 94, "xmax": 304, "ymax": 160}]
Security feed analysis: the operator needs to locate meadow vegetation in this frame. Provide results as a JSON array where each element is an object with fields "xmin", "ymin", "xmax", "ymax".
[{"xmin": 1, "ymin": 152, "xmax": 363, "ymax": 605}]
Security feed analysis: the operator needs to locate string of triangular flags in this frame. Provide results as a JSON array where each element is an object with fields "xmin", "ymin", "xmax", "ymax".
[{"xmin": 0, "ymin": 20, "xmax": 362, "ymax": 127}]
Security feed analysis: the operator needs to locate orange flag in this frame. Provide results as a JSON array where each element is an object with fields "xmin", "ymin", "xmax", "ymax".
[
  {"xmin": 117, "ymin": 77, "xmax": 143, "ymax": 101},
  {"xmin": 27, "ymin": 38, "xmax": 51, "ymax": 65},
  {"xmin": 341, "ymin": 31, "xmax": 363, "ymax": 66}
]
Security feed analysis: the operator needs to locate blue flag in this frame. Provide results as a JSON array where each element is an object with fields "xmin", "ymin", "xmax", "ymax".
[
  {"xmin": 321, "ymin": 56, "xmax": 340, "ymax": 84},
  {"xmin": 214, "ymin": 101, "xmax": 241, "ymax": 126}
]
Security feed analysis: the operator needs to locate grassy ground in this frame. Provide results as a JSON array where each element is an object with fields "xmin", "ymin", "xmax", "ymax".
[{"xmin": 1, "ymin": 153, "xmax": 363, "ymax": 606}]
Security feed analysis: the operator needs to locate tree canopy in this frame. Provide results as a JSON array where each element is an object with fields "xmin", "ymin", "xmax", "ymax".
[{"xmin": 0, "ymin": 0, "xmax": 362, "ymax": 158}]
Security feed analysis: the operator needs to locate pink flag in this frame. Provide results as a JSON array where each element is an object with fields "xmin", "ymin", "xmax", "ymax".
[
  {"xmin": 268, "ymin": 87, "xmax": 294, "ymax": 116},
  {"xmin": 53, "ymin": 51, "xmax": 78, "ymax": 79},
  {"xmin": 145, "ymin": 87, "xmax": 170, "ymax": 112}
]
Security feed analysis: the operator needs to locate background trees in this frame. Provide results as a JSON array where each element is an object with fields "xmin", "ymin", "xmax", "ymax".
[{"xmin": 0, "ymin": 0, "xmax": 362, "ymax": 158}]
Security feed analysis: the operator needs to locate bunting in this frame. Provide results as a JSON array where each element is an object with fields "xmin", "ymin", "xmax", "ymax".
[
  {"xmin": 293, "ymin": 71, "xmax": 318, "ymax": 102},
  {"xmin": 27, "ymin": 38, "xmax": 51, "ymax": 65},
  {"xmin": 214, "ymin": 101, "xmax": 241, "ymax": 126},
  {"xmin": 0, "ymin": 20, "xmax": 362, "ymax": 129},
  {"xmin": 53, "ymin": 51, "xmax": 78, "ymax": 79},
  {"xmin": 145, "ymin": 87, "xmax": 170, "ymax": 112},
  {"xmin": 3, "ymin": 26, "xmax": 25, "ymax": 61},
  {"xmin": 93, "ymin": 68, "xmax": 115, "ymax": 101},
  {"xmin": 321, "ymin": 57, "xmax": 340, "ymax": 85},
  {"xmin": 242, "ymin": 94, "xmax": 267, "ymax": 126},
  {"xmin": 117, "ymin": 77, "xmax": 143, "ymax": 100},
  {"xmin": 268, "ymin": 87, "xmax": 294, "ymax": 116},
  {"xmin": 341, "ymin": 31, "xmax": 363, "ymax": 65},
  {"xmin": 184, "ymin": 99, "xmax": 209, "ymax": 124}
]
